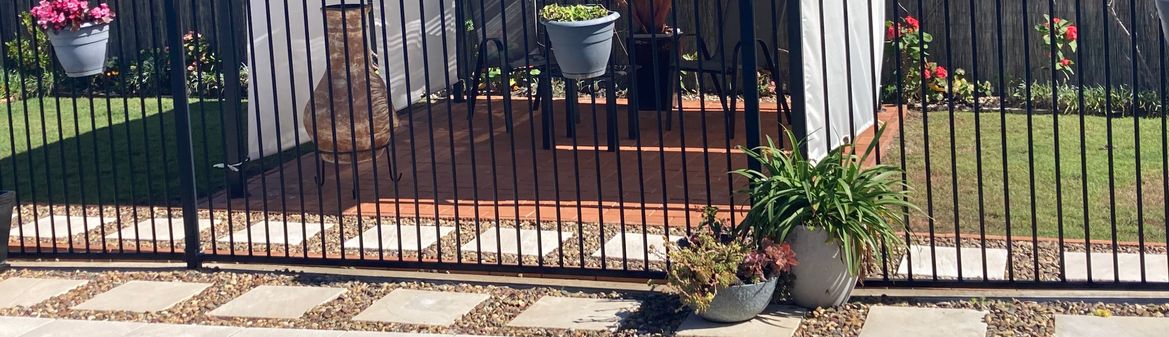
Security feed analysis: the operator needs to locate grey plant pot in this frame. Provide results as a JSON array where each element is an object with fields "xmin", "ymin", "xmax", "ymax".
[
  {"xmin": 542, "ymin": 12, "xmax": 620, "ymax": 80},
  {"xmin": 47, "ymin": 23, "xmax": 111, "ymax": 77},
  {"xmin": 697, "ymin": 277, "xmax": 778, "ymax": 323},
  {"xmin": 787, "ymin": 226, "xmax": 859, "ymax": 309},
  {"xmin": 0, "ymin": 191, "xmax": 13, "ymax": 270}
]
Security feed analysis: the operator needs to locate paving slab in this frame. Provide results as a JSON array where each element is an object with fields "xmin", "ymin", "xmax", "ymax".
[
  {"xmin": 896, "ymin": 245, "xmax": 1009, "ymax": 280},
  {"xmin": 1063, "ymin": 252, "xmax": 1169, "ymax": 282},
  {"xmin": 0, "ymin": 316, "xmax": 52, "ymax": 337},
  {"xmin": 105, "ymin": 218, "xmax": 214, "ymax": 241},
  {"xmin": 343, "ymin": 225, "xmax": 454, "ymax": 252},
  {"xmin": 207, "ymin": 285, "xmax": 346, "ymax": 319},
  {"xmin": 461, "ymin": 227, "xmax": 574, "ymax": 257},
  {"xmin": 507, "ymin": 296, "xmax": 639, "ymax": 330},
  {"xmin": 354, "ymin": 289, "xmax": 489, "ymax": 326},
  {"xmin": 1055, "ymin": 314, "xmax": 1169, "ymax": 337},
  {"xmin": 127, "ymin": 323, "xmax": 242, "ymax": 337},
  {"xmin": 217, "ymin": 221, "xmax": 333, "ymax": 246},
  {"xmin": 19, "ymin": 319, "xmax": 144, "ymax": 337},
  {"xmin": 230, "ymin": 327, "xmax": 344, "ymax": 337},
  {"xmin": 11, "ymin": 216, "xmax": 109, "ymax": 239},
  {"xmin": 592, "ymin": 233, "xmax": 683, "ymax": 262},
  {"xmin": 675, "ymin": 305, "xmax": 805, "ymax": 337},
  {"xmin": 0, "ymin": 277, "xmax": 88, "ymax": 308},
  {"xmin": 73, "ymin": 280, "xmax": 212, "ymax": 312},
  {"xmin": 858, "ymin": 306, "xmax": 987, "ymax": 337}
]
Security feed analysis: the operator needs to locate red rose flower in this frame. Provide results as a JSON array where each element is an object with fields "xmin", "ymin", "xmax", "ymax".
[
  {"xmin": 1060, "ymin": 58, "xmax": 1072, "ymax": 66},
  {"xmin": 934, "ymin": 65, "xmax": 948, "ymax": 79},
  {"xmin": 886, "ymin": 25, "xmax": 897, "ymax": 40},
  {"xmin": 922, "ymin": 65, "xmax": 933, "ymax": 79},
  {"xmin": 905, "ymin": 16, "xmax": 919, "ymax": 30},
  {"xmin": 1065, "ymin": 25, "xmax": 1078, "ymax": 41}
]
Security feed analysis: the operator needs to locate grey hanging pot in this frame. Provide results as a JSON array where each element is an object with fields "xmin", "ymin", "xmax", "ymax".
[
  {"xmin": 542, "ymin": 12, "xmax": 620, "ymax": 80},
  {"xmin": 46, "ymin": 23, "xmax": 112, "ymax": 77}
]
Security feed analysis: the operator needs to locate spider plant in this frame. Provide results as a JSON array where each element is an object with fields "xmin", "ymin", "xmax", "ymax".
[{"xmin": 732, "ymin": 125, "xmax": 916, "ymax": 278}]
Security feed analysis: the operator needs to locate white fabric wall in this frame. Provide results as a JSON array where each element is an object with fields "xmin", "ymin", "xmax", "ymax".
[
  {"xmin": 799, "ymin": 0, "xmax": 885, "ymax": 160},
  {"xmin": 245, "ymin": 0, "xmax": 458, "ymax": 160}
]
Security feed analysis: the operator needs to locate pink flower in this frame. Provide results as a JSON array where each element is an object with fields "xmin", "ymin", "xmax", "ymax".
[
  {"xmin": 934, "ymin": 65, "xmax": 948, "ymax": 79},
  {"xmin": 1065, "ymin": 25, "xmax": 1078, "ymax": 41},
  {"xmin": 29, "ymin": 0, "xmax": 115, "ymax": 31}
]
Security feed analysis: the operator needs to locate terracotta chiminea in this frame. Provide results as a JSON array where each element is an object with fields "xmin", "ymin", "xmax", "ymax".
[{"xmin": 304, "ymin": 3, "xmax": 397, "ymax": 165}]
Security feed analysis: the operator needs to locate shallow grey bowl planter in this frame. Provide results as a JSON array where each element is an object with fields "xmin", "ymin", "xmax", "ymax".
[
  {"xmin": 542, "ymin": 12, "xmax": 620, "ymax": 80},
  {"xmin": 47, "ymin": 23, "xmax": 111, "ymax": 77},
  {"xmin": 787, "ymin": 226, "xmax": 858, "ymax": 308},
  {"xmin": 0, "ymin": 191, "xmax": 13, "ymax": 269},
  {"xmin": 697, "ymin": 277, "xmax": 778, "ymax": 323}
]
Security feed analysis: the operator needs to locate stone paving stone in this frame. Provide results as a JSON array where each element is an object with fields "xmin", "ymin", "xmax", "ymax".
[
  {"xmin": 105, "ymin": 218, "xmax": 214, "ymax": 242},
  {"xmin": 343, "ymin": 225, "xmax": 454, "ymax": 252},
  {"xmin": 353, "ymin": 289, "xmax": 489, "ymax": 326},
  {"xmin": 461, "ymin": 227, "xmax": 575, "ymax": 257},
  {"xmin": 507, "ymin": 296, "xmax": 640, "ymax": 331},
  {"xmin": 73, "ymin": 280, "xmax": 212, "ymax": 312},
  {"xmin": 1063, "ymin": 252, "xmax": 1169, "ymax": 282},
  {"xmin": 896, "ymin": 245, "xmax": 1009, "ymax": 280},
  {"xmin": 19, "ymin": 319, "xmax": 144, "ymax": 337},
  {"xmin": 675, "ymin": 305, "xmax": 805, "ymax": 337},
  {"xmin": 858, "ymin": 306, "xmax": 987, "ymax": 337},
  {"xmin": 11, "ymin": 216, "xmax": 109, "ymax": 239},
  {"xmin": 127, "ymin": 323, "xmax": 242, "ymax": 337},
  {"xmin": 207, "ymin": 285, "xmax": 346, "ymax": 319},
  {"xmin": 592, "ymin": 233, "xmax": 683, "ymax": 262},
  {"xmin": 0, "ymin": 316, "xmax": 52, "ymax": 337},
  {"xmin": 231, "ymin": 328, "xmax": 344, "ymax": 337},
  {"xmin": 0, "ymin": 278, "xmax": 87, "ymax": 308},
  {"xmin": 217, "ymin": 221, "xmax": 334, "ymax": 246},
  {"xmin": 1055, "ymin": 314, "xmax": 1169, "ymax": 337}
]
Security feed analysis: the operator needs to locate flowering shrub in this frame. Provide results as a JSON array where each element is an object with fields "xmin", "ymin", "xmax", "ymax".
[
  {"xmin": 885, "ymin": 14, "xmax": 992, "ymax": 106},
  {"xmin": 665, "ymin": 207, "xmax": 798, "ymax": 313},
  {"xmin": 1035, "ymin": 15, "xmax": 1078, "ymax": 81},
  {"xmin": 29, "ymin": 0, "xmax": 115, "ymax": 32}
]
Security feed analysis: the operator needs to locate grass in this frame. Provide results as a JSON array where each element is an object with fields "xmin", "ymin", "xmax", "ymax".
[
  {"xmin": 0, "ymin": 96, "xmax": 240, "ymax": 204},
  {"xmin": 887, "ymin": 110, "xmax": 1167, "ymax": 243}
]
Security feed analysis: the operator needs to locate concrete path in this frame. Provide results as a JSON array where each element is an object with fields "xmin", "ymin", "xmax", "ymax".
[{"xmin": 0, "ymin": 316, "xmax": 500, "ymax": 337}]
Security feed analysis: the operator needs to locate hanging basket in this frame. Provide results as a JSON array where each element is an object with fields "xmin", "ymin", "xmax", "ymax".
[
  {"xmin": 46, "ymin": 23, "xmax": 112, "ymax": 78},
  {"xmin": 542, "ymin": 12, "xmax": 620, "ymax": 80}
]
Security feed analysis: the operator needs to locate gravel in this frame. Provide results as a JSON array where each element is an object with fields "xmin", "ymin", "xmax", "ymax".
[{"xmin": 0, "ymin": 267, "xmax": 1166, "ymax": 336}]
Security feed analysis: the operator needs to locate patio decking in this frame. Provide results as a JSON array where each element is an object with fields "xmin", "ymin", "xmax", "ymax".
[{"xmin": 208, "ymin": 97, "xmax": 892, "ymax": 228}]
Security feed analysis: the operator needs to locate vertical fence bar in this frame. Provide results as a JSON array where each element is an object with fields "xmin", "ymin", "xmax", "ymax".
[
  {"xmin": 785, "ymin": 0, "xmax": 806, "ymax": 156},
  {"xmin": 163, "ymin": 0, "xmax": 201, "ymax": 269}
]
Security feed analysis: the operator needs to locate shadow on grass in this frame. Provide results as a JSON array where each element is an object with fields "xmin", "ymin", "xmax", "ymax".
[{"xmin": 0, "ymin": 97, "xmax": 304, "ymax": 206}]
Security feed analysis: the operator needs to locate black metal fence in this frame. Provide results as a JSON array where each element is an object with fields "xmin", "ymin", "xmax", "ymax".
[{"xmin": 0, "ymin": 0, "xmax": 1167, "ymax": 289}]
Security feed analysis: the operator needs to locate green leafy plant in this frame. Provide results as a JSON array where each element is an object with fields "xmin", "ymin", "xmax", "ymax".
[
  {"xmin": 733, "ymin": 126, "xmax": 914, "ymax": 278},
  {"xmin": 539, "ymin": 4, "xmax": 610, "ymax": 22},
  {"xmin": 666, "ymin": 207, "xmax": 798, "ymax": 313},
  {"xmin": 1010, "ymin": 81, "xmax": 1164, "ymax": 117}
]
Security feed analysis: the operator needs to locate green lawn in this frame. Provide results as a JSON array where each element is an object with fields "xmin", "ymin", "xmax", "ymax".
[
  {"xmin": 888, "ymin": 111, "xmax": 1167, "ymax": 242},
  {"xmin": 0, "ymin": 97, "xmax": 238, "ymax": 204}
]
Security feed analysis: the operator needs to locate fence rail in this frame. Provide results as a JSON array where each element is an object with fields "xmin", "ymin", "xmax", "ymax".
[{"xmin": 0, "ymin": 0, "xmax": 1167, "ymax": 289}]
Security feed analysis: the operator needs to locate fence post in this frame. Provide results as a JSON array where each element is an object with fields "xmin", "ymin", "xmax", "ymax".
[
  {"xmin": 217, "ymin": 0, "xmax": 246, "ymax": 197},
  {"xmin": 163, "ymin": 0, "xmax": 202, "ymax": 269},
  {"xmin": 784, "ymin": 0, "xmax": 807, "ymax": 157},
  {"xmin": 739, "ymin": 0, "xmax": 761, "ymax": 172}
]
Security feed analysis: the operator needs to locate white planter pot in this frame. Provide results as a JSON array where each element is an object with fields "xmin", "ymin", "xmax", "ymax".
[
  {"xmin": 46, "ymin": 23, "xmax": 111, "ymax": 77},
  {"xmin": 787, "ymin": 226, "xmax": 858, "ymax": 308}
]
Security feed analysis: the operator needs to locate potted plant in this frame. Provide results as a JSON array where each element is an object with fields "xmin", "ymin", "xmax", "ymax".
[
  {"xmin": 733, "ymin": 126, "xmax": 914, "ymax": 308},
  {"xmin": 30, "ymin": 0, "xmax": 116, "ymax": 77},
  {"xmin": 665, "ymin": 207, "xmax": 799, "ymax": 323},
  {"xmin": 539, "ymin": 4, "xmax": 620, "ymax": 80},
  {"xmin": 0, "ymin": 191, "xmax": 13, "ymax": 269},
  {"xmin": 618, "ymin": 0, "xmax": 676, "ymax": 111}
]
